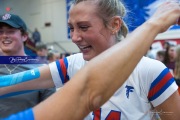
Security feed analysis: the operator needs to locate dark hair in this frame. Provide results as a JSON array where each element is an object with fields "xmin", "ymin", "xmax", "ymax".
[
  {"xmin": 47, "ymin": 52, "xmax": 54, "ymax": 60},
  {"xmin": 163, "ymin": 44, "xmax": 175, "ymax": 65},
  {"xmin": 36, "ymin": 44, "xmax": 47, "ymax": 51},
  {"xmin": 19, "ymin": 28, "xmax": 27, "ymax": 35},
  {"xmin": 0, "ymin": 23, "xmax": 27, "ymax": 35},
  {"xmin": 157, "ymin": 50, "xmax": 165, "ymax": 57}
]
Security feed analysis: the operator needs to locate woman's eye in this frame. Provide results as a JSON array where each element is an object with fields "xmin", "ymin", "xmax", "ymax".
[
  {"xmin": 69, "ymin": 27, "xmax": 74, "ymax": 32},
  {"xmin": 80, "ymin": 26, "xmax": 89, "ymax": 31}
]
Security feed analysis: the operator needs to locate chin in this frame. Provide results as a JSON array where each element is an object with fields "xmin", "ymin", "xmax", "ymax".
[
  {"xmin": 83, "ymin": 57, "xmax": 91, "ymax": 61},
  {"xmin": 83, "ymin": 54, "xmax": 93, "ymax": 61},
  {"xmin": 82, "ymin": 51, "xmax": 98, "ymax": 61}
]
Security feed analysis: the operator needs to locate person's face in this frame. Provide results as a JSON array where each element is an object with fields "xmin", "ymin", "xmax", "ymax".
[
  {"xmin": 54, "ymin": 53, "xmax": 60, "ymax": 60},
  {"xmin": 68, "ymin": 2, "xmax": 116, "ymax": 61},
  {"xmin": 156, "ymin": 55, "xmax": 164, "ymax": 62},
  {"xmin": 37, "ymin": 49, "xmax": 48, "ymax": 56},
  {"xmin": 168, "ymin": 46, "xmax": 175, "ymax": 59},
  {"xmin": 51, "ymin": 54, "xmax": 60, "ymax": 62},
  {"xmin": 0, "ymin": 25, "xmax": 27, "ymax": 55}
]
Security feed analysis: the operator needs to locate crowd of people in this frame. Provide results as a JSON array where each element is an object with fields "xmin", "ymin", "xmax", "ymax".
[
  {"xmin": 0, "ymin": 0, "xmax": 180, "ymax": 120},
  {"xmin": 146, "ymin": 41, "xmax": 180, "ymax": 91}
]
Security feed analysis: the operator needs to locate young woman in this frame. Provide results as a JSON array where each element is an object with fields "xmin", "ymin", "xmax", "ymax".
[
  {"xmin": 1, "ymin": 0, "xmax": 180, "ymax": 120},
  {"xmin": 163, "ymin": 44, "xmax": 176, "ymax": 72},
  {"xmin": 174, "ymin": 45, "xmax": 180, "ymax": 94}
]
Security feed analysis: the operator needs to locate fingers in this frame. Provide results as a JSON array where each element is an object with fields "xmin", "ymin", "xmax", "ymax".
[
  {"xmin": 178, "ymin": 1, "xmax": 180, "ymax": 25},
  {"xmin": 166, "ymin": 0, "xmax": 179, "ymax": 3},
  {"xmin": 149, "ymin": 1, "xmax": 180, "ymax": 32},
  {"xmin": 176, "ymin": 1, "xmax": 180, "ymax": 25}
]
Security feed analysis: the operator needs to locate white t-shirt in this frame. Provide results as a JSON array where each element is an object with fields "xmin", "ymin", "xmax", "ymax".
[{"xmin": 49, "ymin": 53, "xmax": 177, "ymax": 120}]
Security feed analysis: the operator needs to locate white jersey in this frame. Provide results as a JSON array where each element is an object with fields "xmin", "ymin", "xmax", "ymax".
[{"xmin": 49, "ymin": 53, "xmax": 178, "ymax": 120}]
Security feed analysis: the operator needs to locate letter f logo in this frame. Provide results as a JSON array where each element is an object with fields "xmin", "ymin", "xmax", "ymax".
[{"xmin": 125, "ymin": 85, "xmax": 134, "ymax": 99}]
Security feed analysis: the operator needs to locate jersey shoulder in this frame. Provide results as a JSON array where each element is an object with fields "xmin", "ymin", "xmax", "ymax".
[
  {"xmin": 136, "ymin": 56, "xmax": 166, "ymax": 74},
  {"xmin": 66, "ymin": 53, "xmax": 87, "ymax": 68}
]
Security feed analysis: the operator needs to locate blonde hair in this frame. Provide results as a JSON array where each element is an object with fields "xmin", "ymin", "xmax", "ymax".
[
  {"xmin": 73, "ymin": 0, "xmax": 129, "ymax": 41},
  {"xmin": 174, "ymin": 45, "xmax": 180, "ymax": 79}
]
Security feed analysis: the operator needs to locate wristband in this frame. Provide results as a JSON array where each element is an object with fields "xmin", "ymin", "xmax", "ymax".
[
  {"xmin": 3, "ymin": 108, "xmax": 34, "ymax": 120},
  {"xmin": 0, "ymin": 68, "xmax": 40, "ymax": 87}
]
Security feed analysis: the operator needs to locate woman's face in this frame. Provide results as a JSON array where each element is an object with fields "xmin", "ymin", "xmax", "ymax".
[
  {"xmin": 68, "ymin": 1, "xmax": 116, "ymax": 61},
  {"xmin": 168, "ymin": 46, "xmax": 175, "ymax": 59}
]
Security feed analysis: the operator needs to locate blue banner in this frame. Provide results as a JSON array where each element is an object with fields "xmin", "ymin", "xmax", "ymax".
[
  {"xmin": 66, "ymin": 0, "xmax": 180, "ymax": 36},
  {"xmin": 66, "ymin": 0, "xmax": 73, "ymax": 39},
  {"xmin": 123, "ymin": 0, "xmax": 180, "ymax": 32}
]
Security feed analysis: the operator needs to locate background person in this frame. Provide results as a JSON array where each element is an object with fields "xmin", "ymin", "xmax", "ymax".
[
  {"xmin": 36, "ymin": 44, "xmax": 49, "ymax": 64},
  {"xmin": 47, "ymin": 50, "xmax": 60, "ymax": 63},
  {"xmin": 174, "ymin": 45, "xmax": 180, "ymax": 94},
  {"xmin": 0, "ymin": 13, "xmax": 55, "ymax": 118},
  {"xmin": 156, "ymin": 50, "xmax": 165, "ymax": 62},
  {"xmin": 32, "ymin": 28, "xmax": 41, "ymax": 46},
  {"xmin": 163, "ymin": 44, "xmax": 176, "ymax": 73}
]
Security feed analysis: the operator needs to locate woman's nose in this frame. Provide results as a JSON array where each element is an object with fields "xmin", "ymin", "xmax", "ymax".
[{"xmin": 71, "ymin": 30, "xmax": 82, "ymax": 43}]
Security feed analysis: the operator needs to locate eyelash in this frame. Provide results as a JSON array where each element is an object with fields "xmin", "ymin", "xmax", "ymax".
[
  {"xmin": 79, "ymin": 26, "xmax": 88, "ymax": 31},
  {"xmin": 69, "ymin": 27, "xmax": 74, "ymax": 32},
  {"xmin": 69, "ymin": 26, "xmax": 89, "ymax": 32}
]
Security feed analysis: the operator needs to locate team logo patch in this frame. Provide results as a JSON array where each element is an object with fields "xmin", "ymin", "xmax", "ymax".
[
  {"xmin": 125, "ymin": 85, "xmax": 134, "ymax": 99},
  {"xmin": 2, "ymin": 13, "xmax": 11, "ymax": 20}
]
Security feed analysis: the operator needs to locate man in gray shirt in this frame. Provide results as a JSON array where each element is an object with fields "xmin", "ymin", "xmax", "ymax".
[{"xmin": 0, "ymin": 13, "xmax": 55, "ymax": 118}]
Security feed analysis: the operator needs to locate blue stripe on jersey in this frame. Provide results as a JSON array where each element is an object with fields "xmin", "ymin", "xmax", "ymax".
[
  {"xmin": 55, "ymin": 60, "xmax": 64, "ymax": 83},
  {"xmin": 148, "ymin": 78, "xmax": 174, "ymax": 101},
  {"xmin": 63, "ymin": 58, "xmax": 69, "ymax": 80},
  {"xmin": 3, "ymin": 108, "xmax": 34, "ymax": 120},
  {"xmin": 149, "ymin": 68, "xmax": 169, "ymax": 90},
  {"xmin": 55, "ymin": 58, "xmax": 69, "ymax": 84},
  {"xmin": 148, "ymin": 68, "xmax": 175, "ymax": 101}
]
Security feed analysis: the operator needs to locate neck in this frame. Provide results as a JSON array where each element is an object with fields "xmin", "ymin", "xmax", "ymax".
[
  {"xmin": 169, "ymin": 57, "xmax": 175, "ymax": 62},
  {"xmin": 3, "ymin": 51, "xmax": 27, "ymax": 56}
]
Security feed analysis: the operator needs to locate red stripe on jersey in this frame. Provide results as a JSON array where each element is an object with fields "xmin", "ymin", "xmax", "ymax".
[
  {"xmin": 93, "ymin": 109, "xmax": 101, "ymax": 120},
  {"xmin": 148, "ymin": 72, "xmax": 172, "ymax": 99},
  {"xmin": 59, "ymin": 59, "xmax": 68, "ymax": 83}
]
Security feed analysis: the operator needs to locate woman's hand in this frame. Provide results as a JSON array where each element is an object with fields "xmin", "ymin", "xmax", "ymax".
[{"xmin": 147, "ymin": 1, "xmax": 180, "ymax": 33}]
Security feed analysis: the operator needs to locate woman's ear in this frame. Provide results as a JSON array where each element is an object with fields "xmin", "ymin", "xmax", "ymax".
[{"xmin": 110, "ymin": 16, "xmax": 122, "ymax": 34}]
